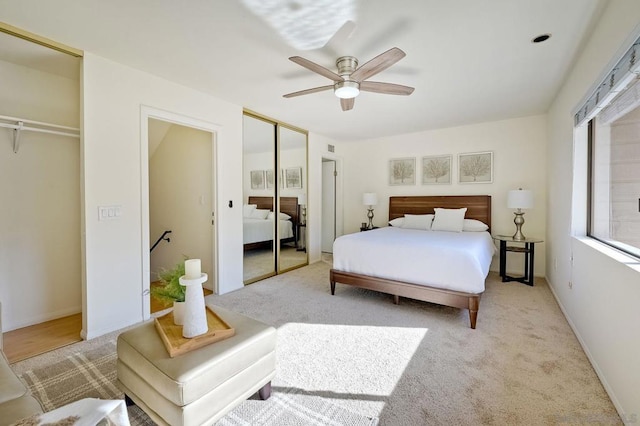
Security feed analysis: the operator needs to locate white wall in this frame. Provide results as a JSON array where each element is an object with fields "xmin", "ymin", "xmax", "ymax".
[
  {"xmin": 82, "ymin": 53, "xmax": 243, "ymax": 338},
  {"xmin": 546, "ymin": 1, "xmax": 640, "ymax": 420},
  {"xmin": 0, "ymin": 59, "xmax": 81, "ymax": 331},
  {"xmin": 149, "ymin": 123, "xmax": 213, "ymax": 285},
  {"xmin": 337, "ymin": 115, "xmax": 548, "ymax": 275}
]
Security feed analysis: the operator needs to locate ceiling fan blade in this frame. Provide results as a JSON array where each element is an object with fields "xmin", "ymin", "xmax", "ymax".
[
  {"xmin": 340, "ymin": 98, "xmax": 354, "ymax": 111},
  {"xmin": 283, "ymin": 85, "xmax": 334, "ymax": 98},
  {"xmin": 360, "ymin": 81, "xmax": 414, "ymax": 96},
  {"xmin": 350, "ymin": 47, "xmax": 406, "ymax": 82},
  {"xmin": 289, "ymin": 56, "xmax": 344, "ymax": 82}
]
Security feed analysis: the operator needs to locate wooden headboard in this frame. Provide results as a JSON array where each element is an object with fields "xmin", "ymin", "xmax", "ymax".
[
  {"xmin": 248, "ymin": 196, "xmax": 299, "ymax": 224},
  {"xmin": 389, "ymin": 195, "xmax": 492, "ymax": 230}
]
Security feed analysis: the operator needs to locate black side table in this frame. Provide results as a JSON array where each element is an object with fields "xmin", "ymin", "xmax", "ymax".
[{"xmin": 493, "ymin": 235, "xmax": 543, "ymax": 286}]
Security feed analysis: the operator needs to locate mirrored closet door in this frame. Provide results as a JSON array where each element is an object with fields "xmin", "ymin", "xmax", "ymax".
[{"xmin": 242, "ymin": 112, "xmax": 308, "ymax": 284}]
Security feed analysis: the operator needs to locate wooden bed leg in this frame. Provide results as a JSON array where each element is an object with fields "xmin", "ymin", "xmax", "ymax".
[
  {"xmin": 258, "ymin": 381, "xmax": 272, "ymax": 400},
  {"xmin": 393, "ymin": 295, "xmax": 399, "ymax": 305},
  {"xmin": 330, "ymin": 280, "xmax": 336, "ymax": 295},
  {"xmin": 468, "ymin": 297, "xmax": 479, "ymax": 329}
]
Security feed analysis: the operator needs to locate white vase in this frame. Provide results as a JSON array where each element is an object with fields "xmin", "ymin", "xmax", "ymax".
[
  {"xmin": 180, "ymin": 273, "xmax": 209, "ymax": 338},
  {"xmin": 173, "ymin": 301, "xmax": 185, "ymax": 325}
]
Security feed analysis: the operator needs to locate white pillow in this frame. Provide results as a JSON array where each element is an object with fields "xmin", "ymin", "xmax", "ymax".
[
  {"xmin": 389, "ymin": 217, "xmax": 404, "ymax": 227},
  {"xmin": 250, "ymin": 208, "xmax": 270, "ymax": 219},
  {"xmin": 267, "ymin": 211, "xmax": 291, "ymax": 220},
  {"xmin": 431, "ymin": 208, "xmax": 467, "ymax": 232},
  {"xmin": 463, "ymin": 219, "xmax": 489, "ymax": 232},
  {"xmin": 401, "ymin": 214, "xmax": 434, "ymax": 230},
  {"xmin": 243, "ymin": 204, "xmax": 257, "ymax": 218}
]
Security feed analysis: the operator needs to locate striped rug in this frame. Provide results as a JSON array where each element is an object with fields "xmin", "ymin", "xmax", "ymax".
[{"xmin": 19, "ymin": 342, "xmax": 378, "ymax": 426}]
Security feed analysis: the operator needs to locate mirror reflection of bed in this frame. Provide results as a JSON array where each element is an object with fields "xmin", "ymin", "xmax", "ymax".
[{"xmin": 243, "ymin": 196, "xmax": 305, "ymax": 281}]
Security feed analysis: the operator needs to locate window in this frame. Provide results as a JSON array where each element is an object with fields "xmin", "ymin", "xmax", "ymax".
[{"xmin": 587, "ymin": 78, "xmax": 640, "ymax": 258}]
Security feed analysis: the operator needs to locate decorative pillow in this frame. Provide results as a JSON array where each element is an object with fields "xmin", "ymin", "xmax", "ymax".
[
  {"xmin": 389, "ymin": 217, "xmax": 404, "ymax": 227},
  {"xmin": 431, "ymin": 208, "xmax": 467, "ymax": 232},
  {"xmin": 267, "ymin": 211, "xmax": 292, "ymax": 220},
  {"xmin": 250, "ymin": 208, "xmax": 270, "ymax": 219},
  {"xmin": 463, "ymin": 219, "xmax": 489, "ymax": 232},
  {"xmin": 401, "ymin": 214, "xmax": 434, "ymax": 230},
  {"xmin": 243, "ymin": 204, "xmax": 257, "ymax": 218}
]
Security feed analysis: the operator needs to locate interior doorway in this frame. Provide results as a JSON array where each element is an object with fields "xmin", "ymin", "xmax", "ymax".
[{"xmin": 141, "ymin": 108, "xmax": 219, "ymax": 320}]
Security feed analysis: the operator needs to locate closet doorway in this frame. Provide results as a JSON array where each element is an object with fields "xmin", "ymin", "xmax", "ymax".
[
  {"xmin": 0, "ymin": 26, "xmax": 82, "ymax": 361},
  {"xmin": 242, "ymin": 111, "xmax": 308, "ymax": 284}
]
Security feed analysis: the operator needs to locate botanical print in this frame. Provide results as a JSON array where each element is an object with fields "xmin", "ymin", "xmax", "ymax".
[
  {"xmin": 458, "ymin": 152, "xmax": 493, "ymax": 183},
  {"xmin": 389, "ymin": 158, "xmax": 416, "ymax": 185},
  {"xmin": 285, "ymin": 167, "xmax": 302, "ymax": 188},
  {"xmin": 250, "ymin": 170, "xmax": 265, "ymax": 189},
  {"xmin": 422, "ymin": 155, "xmax": 452, "ymax": 184},
  {"xmin": 265, "ymin": 169, "xmax": 274, "ymax": 189}
]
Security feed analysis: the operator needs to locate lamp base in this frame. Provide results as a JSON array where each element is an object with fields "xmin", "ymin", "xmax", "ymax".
[
  {"xmin": 512, "ymin": 211, "xmax": 526, "ymax": 241},
  {"xmin": 367, "ymin": 208, "xmax": 375, "ymax": 230}
]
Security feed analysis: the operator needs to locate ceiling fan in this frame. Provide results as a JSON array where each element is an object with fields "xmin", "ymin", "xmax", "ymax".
[{"xmin": 283, "ymin": 47, "xmax": 415, "ymax": 111}]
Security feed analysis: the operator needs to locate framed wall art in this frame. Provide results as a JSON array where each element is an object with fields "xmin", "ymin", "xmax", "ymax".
[
  {"xmin": 389, "ymin": 157, "xmax": 416, "ymax": 185},
  {"xmin": 422, "ymin": 155, "xmax": 452, "ymax": 184},
  {"xmin": 250, "ymin": 170, "xmax": 265, "ymax": 189},
  {"xmin": 285, "ymin": 167, "xmax": 302, "ymax": 188},
  {"xmin": 458, "ymin": 151, "xmax": 493, "ymax": 183},
  {"xmin": 265, "ymin": 169, "xmax": 274, "ymax": 189}
]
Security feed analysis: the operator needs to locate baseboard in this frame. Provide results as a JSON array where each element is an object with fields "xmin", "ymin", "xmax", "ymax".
[{"xmin": 544, "ymin": 275, "xmax": 628, "ymax": 424}]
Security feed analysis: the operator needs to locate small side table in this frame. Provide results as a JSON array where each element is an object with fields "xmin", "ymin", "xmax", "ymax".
[{"xmin": 493, "ymin": 235, "xmax": 543, "ymax": 286}]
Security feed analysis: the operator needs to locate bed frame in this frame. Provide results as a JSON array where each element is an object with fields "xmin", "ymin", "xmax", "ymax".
[
  {"xmin": 244, "ymin": 196, "xmax": 299, "ymax": 251},
  {"xmin": 330, "ymin": 195, "xmax": 492, "ymax": 329}
]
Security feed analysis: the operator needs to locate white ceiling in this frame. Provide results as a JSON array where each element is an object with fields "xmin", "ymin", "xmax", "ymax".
[{"xmin": 0, "ymin": 0, "xmax": 606, "ymax": 141}]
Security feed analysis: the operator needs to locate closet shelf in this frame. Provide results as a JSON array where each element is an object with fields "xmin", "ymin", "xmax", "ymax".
[{"xmin": 0, "ymin": 114, "xmax": 80, "ymax": 153}]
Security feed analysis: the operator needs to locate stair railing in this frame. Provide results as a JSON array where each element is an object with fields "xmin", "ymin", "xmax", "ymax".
[{"xmin": 151, "ymin": 230, "xmax": 172, "ymax": 253}]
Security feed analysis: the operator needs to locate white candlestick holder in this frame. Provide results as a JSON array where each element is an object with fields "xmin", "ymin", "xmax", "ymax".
[{"xmin": 179, "ymin": 273, "xmax": 208, "ymax": 338}]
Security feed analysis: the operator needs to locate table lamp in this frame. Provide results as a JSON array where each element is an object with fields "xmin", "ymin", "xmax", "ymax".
[
  {"xmin": 507, "ymin": 188, "xmax": 533, "ymax": 241},
  {"xmin": 362, "ymin": 192, "xmax": 378, "ymax": 229}
]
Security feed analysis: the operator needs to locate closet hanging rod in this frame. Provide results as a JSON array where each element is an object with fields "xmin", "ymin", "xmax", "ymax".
[
  {"xmin": 0, "ymin": 114, "xmax": 80, "ymax": 132},
  {"xmin": 0, "ymin": 122, "xmax": 81, "ymax": 138}
]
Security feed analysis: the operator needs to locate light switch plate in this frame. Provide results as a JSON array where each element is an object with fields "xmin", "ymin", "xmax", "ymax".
[{"xmin": 98, "ymin": 205, "xmax": 122, "ymax": 221}]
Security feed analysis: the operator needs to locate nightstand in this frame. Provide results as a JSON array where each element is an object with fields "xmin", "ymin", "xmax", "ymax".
[
  {"xmin": 493, "ymin": 235, "xmax": 543, "ymax": 286},
  {"xmin": 296, "ymin": 223, "xmax": 306, "ymax": 252},
  {"xmin": 360, "ymin": 226, "xmax": 379, "ymax": 232}
]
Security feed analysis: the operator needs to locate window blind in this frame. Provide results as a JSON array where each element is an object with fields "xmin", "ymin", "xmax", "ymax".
[{"xmin": 574, "ymin": 35, "xmax": 640, "ymax": 127}]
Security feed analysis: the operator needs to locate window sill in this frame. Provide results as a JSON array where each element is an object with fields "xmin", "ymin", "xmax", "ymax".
[{"xmin": 572, "ymin": 236, "xmax": 640, "ymax": 274}]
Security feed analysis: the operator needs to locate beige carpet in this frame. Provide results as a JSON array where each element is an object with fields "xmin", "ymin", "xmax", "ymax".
[{"xmin": 13, "ymin": 260, "xmax": 619, "ymax": 425}]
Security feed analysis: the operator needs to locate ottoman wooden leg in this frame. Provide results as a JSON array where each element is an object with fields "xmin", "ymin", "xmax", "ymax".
[
  {"xmin": 258, "ymin": 382, "xmax": 272, "ymax": 400},
  {"xmin": 124, "ymin": 394, "xmax": 136, "ymax": 407}
]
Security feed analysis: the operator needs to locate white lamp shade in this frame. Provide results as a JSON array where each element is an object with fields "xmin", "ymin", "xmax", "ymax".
[
  {"xmin": 362, "ymin": 192, "xmax": 378, "ymax": 206},
  {"xmin": 507, "ymin": 189, "xmax": 533, "ymax": 209},
  {"xmin": 297, "ymin": 194, "xmax": 307, "ymax": 205}
]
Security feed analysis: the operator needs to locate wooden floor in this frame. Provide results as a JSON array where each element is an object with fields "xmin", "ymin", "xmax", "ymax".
[
  {"xmin": 4, "ymin": 313, "xmax": 83, "ymax": 364},
  {"xmin": 4, "ymin": 284, "xmax": 212, "ymax": 364}
]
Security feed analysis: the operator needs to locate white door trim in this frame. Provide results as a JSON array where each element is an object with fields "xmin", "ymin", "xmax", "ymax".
[{"xmin": 140, "ymin": 105, "xmax": 221, "ymax": 320}]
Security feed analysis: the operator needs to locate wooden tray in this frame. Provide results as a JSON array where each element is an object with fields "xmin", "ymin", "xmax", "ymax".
[{"xmin": 154, "ymin": 306, "xmax": 235, "ymax": 357}]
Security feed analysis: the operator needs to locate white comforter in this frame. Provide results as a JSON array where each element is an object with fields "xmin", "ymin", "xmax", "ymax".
[
  {"xmin": 333, "ymin": 227, "xmax": 496, "ymax": 294},
  {"xmin": 243, "ymin": 218, "xmax": 294, "ymax": 244}
]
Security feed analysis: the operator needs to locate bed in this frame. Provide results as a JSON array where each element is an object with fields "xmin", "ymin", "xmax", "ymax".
[
  {"xmin": 330, "ymin": 195, "xmax": 494, "ymax": 329},
  {"xmin": 243, "ymin": 196, "xmax": 298, "ymax": 250}
]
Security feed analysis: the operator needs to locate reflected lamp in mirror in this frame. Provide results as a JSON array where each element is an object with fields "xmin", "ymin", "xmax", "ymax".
[
  {"xmin": 507, "ymin": 188, "xmax": 533, "ymax": 241},
  {"xmin": 297, "ymin": 193, "xmax": 307, "ymax": 225},
  {"xmin": 362, "ymin": 192, "xmax": 378, "ymax": 230}
]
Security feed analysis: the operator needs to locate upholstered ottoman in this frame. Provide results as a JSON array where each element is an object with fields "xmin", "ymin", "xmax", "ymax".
[{"xmin": 116, "ymin": 305, "xmax": 276, "ymax": 426}]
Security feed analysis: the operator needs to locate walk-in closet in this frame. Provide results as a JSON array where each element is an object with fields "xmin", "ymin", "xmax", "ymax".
[{"xmin": 0, "ymin": 26, "xmax": 82, "ymax": 360}]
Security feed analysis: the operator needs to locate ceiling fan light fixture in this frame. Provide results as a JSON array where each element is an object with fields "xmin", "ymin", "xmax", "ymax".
[{"xmin": 334, "ymin": 81, "xmax": 360, "ymax": 99}]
